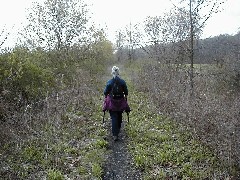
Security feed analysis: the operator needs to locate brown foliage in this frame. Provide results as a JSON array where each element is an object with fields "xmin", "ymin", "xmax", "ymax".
[
  {"xmin": 0, "ymin": 66, "xmax": 101, "ymax": 178},
  {"xmin": 132, "ymin": 62, "xmax": 240, "ymax": 176}
]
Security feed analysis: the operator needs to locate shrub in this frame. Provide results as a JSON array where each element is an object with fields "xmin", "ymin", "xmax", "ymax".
[{"xmin": 0, "ymin": 48, "xmax": 55, "ymax": 103}]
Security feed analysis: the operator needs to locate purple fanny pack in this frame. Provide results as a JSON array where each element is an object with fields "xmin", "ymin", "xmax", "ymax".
[{"xmin": 102, "ymin": 95, "xmax": 130, "ymax": 112}]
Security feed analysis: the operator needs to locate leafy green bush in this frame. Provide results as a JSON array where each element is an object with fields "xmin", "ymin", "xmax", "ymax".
[
  {"xmin": 0, "ymin": 48, "xmax": 55, "ymax": 102},
  {"xmin": 15, "ymin": 60, "xmax": 54, "ymax": 99}
]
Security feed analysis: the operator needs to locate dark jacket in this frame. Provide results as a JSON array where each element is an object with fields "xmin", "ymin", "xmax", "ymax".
[{"xmin": 104, "ymin": 76, "xmax": 128, "ymax": 98}]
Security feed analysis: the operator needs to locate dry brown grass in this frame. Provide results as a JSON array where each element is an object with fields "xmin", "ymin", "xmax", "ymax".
[{"xmin": 0, "ymin": 66, "xmax": 107, "ymax": 179}]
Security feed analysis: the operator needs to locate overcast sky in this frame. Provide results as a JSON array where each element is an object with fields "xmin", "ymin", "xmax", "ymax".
[{"xmin": 0, "ymin": 0, "xmax": 239, "ymax": 47}]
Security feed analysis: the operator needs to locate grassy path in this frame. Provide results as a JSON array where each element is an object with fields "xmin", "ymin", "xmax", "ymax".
[{"xmin": 102, "ymin": 119, "xmax": 142, "ymax": 179}]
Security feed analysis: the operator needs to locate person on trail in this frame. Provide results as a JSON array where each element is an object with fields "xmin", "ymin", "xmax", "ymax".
[{"xmin": 103, "ymin": 66, "xmax": 129, "ymax": 141}]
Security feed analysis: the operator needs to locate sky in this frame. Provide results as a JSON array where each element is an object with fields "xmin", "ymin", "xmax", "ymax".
[{"xmin": 0, "ymin": 0, "xmax": 239, "ymax": 48}]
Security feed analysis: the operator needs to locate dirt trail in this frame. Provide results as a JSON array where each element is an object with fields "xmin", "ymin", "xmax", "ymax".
[{"xmin": 102, "ymin": 120, "xmax": 142, "ymax": 180}]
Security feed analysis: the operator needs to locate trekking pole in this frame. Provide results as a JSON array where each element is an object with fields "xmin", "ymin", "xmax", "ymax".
[{"xmin": 102, "ymin": 111, "xmax": 105, "ymax": 124}]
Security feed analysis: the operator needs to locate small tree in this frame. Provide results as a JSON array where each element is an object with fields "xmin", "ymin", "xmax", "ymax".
[
  {"xmin": 21, "ymin": 0, "xmax": 90, "ymax": 51},
  {"xmin": 185, "ymin": 0, "xmax": 225, "ymax": 94},
  {"xmin": 143, "ymin": 8, "xmax": 192, "ymax": 64},
  {"xmin": 115, "ymin": 23, "xmax": 142, "ymax": 61},
  {"xmin": 115, "ymin": 30, "xmax": 126, "ymax": 61},
  {"xmin": 0, "ymin": 26, "xmax": 9, "ymax": 49},
  {"xmin": 144, "ymin": 16, "xmax": 164, "ymax": 61}
]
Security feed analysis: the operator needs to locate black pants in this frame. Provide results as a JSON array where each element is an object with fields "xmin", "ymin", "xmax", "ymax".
[{"xmin": 109, "ymin": 111, "xmax": 122, "ymax": 136}]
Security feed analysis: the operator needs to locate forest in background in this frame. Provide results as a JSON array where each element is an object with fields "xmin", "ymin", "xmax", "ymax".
[{"xmin": 0, "ymin": 0, "xmax": 239, "ymax": 179}]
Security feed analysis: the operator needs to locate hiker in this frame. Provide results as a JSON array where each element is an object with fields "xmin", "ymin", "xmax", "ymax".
[{"xmin": 103, "ymin": 66, "xmax": 130, "ymax": 141}]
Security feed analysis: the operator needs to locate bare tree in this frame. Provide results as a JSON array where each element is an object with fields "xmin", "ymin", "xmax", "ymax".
[
  {"xmin": 126, "ymin": 22, "xmax": 134, "ymax": 61},
  {"xmin": 184, "ymin": 0, "xmax": 225, "ymax": 94},
  {"xmin": 144, "ymin": 16, "xmax": 164, "ymax": 61},
  {"xmin": 115, "ymin": 23, "xmax": 142, "ymax": 61},
  {"xmin": 0, "ymin": 26, "xmax": 9, "ymax": 49},
  {"xmin": 115, "ymin": 30, "xmax": 126, "ymax": 61},
  {"xmin": 21, "ymin": 0, "xmax": 90, "ymax": 51},
  {"xmin": 143, "ymin": 8, "xmax": 192, "ymax": 64}
]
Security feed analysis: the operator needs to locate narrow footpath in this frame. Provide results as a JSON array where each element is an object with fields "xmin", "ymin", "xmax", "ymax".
[{"xmin": 102, "ymin": 118, "xmax": 142, "ymax": 180}]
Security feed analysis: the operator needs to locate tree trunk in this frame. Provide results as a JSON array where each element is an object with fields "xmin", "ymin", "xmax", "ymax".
[{"xmin": 189, "ymin": 0, "xmax": 194, "ymax": 96}]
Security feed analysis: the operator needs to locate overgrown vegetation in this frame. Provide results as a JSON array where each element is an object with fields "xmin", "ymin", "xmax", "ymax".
[
  {"xmin": 125, "ymin": 90, "xmax": 228, "ymax": 179},
  {"xmin": 114, "ymin": 1, "xmax": 239, "ymax": 176},
  {"xmin": 0, "ymin": 0, "xmax": 239, "ymax": 179},
  {"xmin": 0, "ymin": 23, "xmax": 113, "ymax": 180},
  {"xmin": 0, "ymin": 47, "xmax": 111, "ymax": 179},
  {"xmin": 0, "ymin": 44, "xmax": 112, "ymax": 179},
  {"xmin": 0, "ymin": 0, "xmax": 114, "ymax": 178},
  {"xmin": 0, "ymin": 48, "xmax": 55, "ymax": 102},
  {"xmin": 124, "ymin": 60, "xmax": 239, "ymax": 178}
]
